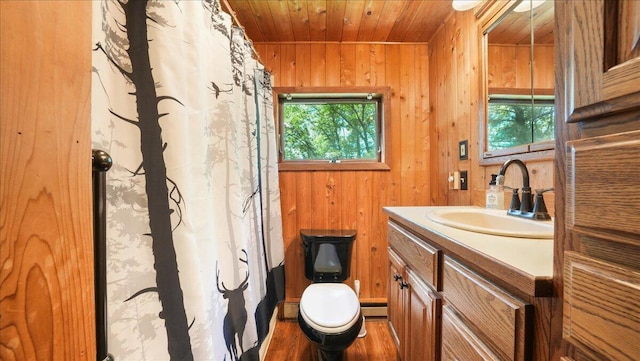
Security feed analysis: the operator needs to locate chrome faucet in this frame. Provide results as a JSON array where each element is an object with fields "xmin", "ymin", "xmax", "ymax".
[{"xmin": 496, "ymin": 159, "xmax": 551, "ymax": 220}]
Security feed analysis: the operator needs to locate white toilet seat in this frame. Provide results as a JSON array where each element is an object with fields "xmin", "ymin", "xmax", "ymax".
[{"xmin": 299, "ymin": 283, "xmax": 361, "ymax": 334}]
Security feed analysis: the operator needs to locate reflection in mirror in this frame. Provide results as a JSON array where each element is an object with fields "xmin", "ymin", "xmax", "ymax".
[{"xmin": 483, "ymin": 0, "xmax": 555, "ymax": 157}]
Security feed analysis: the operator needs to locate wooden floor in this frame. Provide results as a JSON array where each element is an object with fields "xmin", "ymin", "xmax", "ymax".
[{"xmin": 264, "ymin": 318, "xmax": 398, "ymax": 361}]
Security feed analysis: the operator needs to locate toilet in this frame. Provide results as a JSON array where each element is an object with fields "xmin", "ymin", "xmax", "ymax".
[{"xmin": 298, "ymin": 229, "xmax": 363, "ymax": 361}]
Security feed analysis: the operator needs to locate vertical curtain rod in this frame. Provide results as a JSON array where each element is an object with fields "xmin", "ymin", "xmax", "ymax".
[{"xmin": 92, "ymin": 149, "xmax": 113, "ymax": 361}]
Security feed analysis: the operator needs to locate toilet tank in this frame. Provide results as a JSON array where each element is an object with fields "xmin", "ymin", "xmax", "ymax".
[{"xmin": 300, "ymin": 229, "xmax": 356, "ymax": 282}]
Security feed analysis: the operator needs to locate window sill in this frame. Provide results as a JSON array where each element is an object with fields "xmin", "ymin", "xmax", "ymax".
[
  {"xmin": 278, "ymin": 161, "xmax": 391, "ymax": 172},
  {"xmin": 480, "ymin": 141, "xmax": 555, "ymax": 166}
]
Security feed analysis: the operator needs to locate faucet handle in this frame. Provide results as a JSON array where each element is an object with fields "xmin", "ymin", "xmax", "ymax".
[
  {"xmin": 532, "ymin": 189, "xmax": 552, "ymax": 220},
  {"xmin": 509, "ymin": 188, "xmax": 521, "ymax": 212}
]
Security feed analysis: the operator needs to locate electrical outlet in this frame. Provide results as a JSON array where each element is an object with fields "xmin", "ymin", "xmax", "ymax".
[{"xmin": 460, "ymin": 170, "xmax": 468, "ymax": 190}]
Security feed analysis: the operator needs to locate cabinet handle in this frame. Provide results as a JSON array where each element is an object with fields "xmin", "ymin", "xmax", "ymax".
[
  {"xmin": 393, "ymin": 273, "xmax": 402, "ymax": 281},
  {"xmin": 399, "ymin": 281, "xmax": 409, "ymax": 289}
]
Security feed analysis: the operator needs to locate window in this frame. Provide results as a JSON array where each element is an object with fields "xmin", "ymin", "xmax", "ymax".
[
  {"xmin": 275, "ymin": 87, "xmax": 390, "ymax": 171},
  {"xmin": 487, "ymin": 94, "xmax": 555, "ymax": 151},
  {"xmin": 282, "ymin": 99, "xmax": 378, "ymax": 161}
]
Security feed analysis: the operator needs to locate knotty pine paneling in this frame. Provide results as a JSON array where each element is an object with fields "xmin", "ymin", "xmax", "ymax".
[
  {"xmin": 254, "ymin": 43, "xmax": 431, "ymax": 303},
  {"xmin": 488, "ymin": 44, "xmax": 555, "ymax": 90},
  {"xmin": 257, "ymin": 12, "xmax": 556, "ymax": 304},
  {"xmin": 429, "ymin": 10, "xmax": 555, "ymax": 210},
  {"xmin": 226, "ymin": 0, "xmax": 454, "ymax": 43},
  {"xmin": 0, "ymin": 1, "xmax": 95, "ymax": 359}
]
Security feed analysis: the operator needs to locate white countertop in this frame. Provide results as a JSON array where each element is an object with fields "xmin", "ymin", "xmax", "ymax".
[{"xmin": 384, "ymin": 206, "xmax": 554, "ymax": 278}]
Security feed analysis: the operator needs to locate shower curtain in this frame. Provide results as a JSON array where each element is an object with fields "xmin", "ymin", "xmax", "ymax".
[{"xmin": 91, "ymin": 1, "xmax": 285, "ymax": 360}]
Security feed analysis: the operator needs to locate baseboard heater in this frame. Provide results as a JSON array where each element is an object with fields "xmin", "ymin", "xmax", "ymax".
[{"xmin": 283, "ymin": 301, "xmax": 388, "ymax": 319}]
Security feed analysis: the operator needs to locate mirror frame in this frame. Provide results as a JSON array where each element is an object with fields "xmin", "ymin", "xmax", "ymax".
[{"xmin": 477, "ymin": 0, "xmax": 555, "ymax": 165}]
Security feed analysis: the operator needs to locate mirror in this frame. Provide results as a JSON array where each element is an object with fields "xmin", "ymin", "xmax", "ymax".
[{"xmin": 482, "ymin": 0, "xmax": 555, "ymax": 159}]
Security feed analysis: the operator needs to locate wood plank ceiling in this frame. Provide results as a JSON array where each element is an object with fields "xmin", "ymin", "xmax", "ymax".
[
  {"xmin": 223, "ymin": 0, "xmax": 555, "ymax": 45},
  {"xmin": 488, "ymin": 0, "xmax": 555, "ymax": 45},
  {"xmin": 223, "ymin": 0, "xmax": 455, "ymax": 43}
]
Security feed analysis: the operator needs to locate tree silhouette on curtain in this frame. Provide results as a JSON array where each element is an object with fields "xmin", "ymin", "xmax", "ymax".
[{"xmin": 94, "ymin": 1, "xmax": 193, "ymax": 359}]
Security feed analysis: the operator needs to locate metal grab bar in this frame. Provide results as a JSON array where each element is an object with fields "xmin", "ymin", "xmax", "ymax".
[{"xmin": 92, "ymin": 149, "xmax": 114, "ymax": 361}]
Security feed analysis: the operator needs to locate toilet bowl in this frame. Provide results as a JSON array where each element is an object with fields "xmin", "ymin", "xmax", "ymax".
[
  {"xmin": 298, "ymin": 284, "xmax": 363, "ymax": 361},
  {"xmin": 297, "ymin": 229, "xmax": 361, "ymax": 361},
  {"xmin": 300, "ymin": 283, "xmax": 361, "ymax": 333}
]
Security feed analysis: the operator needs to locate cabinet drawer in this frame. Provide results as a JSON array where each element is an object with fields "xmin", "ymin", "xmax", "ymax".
[
  {"xmin": 442, "ymin": 305, "xmax": 500, "ymax": 361},
  {"xmin": 564, "ymin": 252, "xmax": 640, "ymax": 361},
  {"xmin": 444, "ymin": 257, "xmax": 531, "ymax": 361},
  {"xmin": 388, "ymin": 222, "xmax": 441, "ymax": 290}
]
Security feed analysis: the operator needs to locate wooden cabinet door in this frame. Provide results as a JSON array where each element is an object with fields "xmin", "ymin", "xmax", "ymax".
[
  {"xmin": 560, "ymin": 0, "xmax": 640, "ymax": 123},
  {"xmin": 443, "ymin": 257, "xmax": 531, "ymax": 361},
  {"xmin": 441, "ymin": 306, "xmax": 500, "ymax": 361},
  {"xmin": 405, "ymin": 269, "xmax": 441, "ymax": 361},
  {"xmin": 388, "ymin": 247, "xmax": 407, "ymax": 359},
  {"xmin": 563, "ymin": 252, "xmax": 640, "ymax": 360},
  {"xmin": 555, "ymin": 1, "xmax": 640, "ymax": 360},
  {"xmin": 0, "ymin": 1, "xmax": 94, "ymax": 360}
]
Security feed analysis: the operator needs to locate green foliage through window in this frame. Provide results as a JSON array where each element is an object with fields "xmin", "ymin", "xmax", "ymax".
[
  {"xmin": 281, "ymin": 98, "xmax": 380, "ymax": 161},
  {"xmin": 487, "ymin": 98, "xmax": 554, "ymax": 151}
]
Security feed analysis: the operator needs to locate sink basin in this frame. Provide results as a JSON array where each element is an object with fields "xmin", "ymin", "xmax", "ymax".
[{"xmin": 426, "ymin": 208, "xmax": 553, "ymax": 239}]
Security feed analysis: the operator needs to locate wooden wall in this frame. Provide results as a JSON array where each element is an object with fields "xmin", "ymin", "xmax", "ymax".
[
  {"xmin": 428, "ymin": 11, "xmax": 481, "ymax": 207},
  {"xmin": 255, "ymin": 7, "xmax": 556, "ymax": 306},
  {"xmin": 429, "ymin": 11, "xmax": 555, "ymax": 211},
  {"xmin": 488, "ymin": 44, "xmax": 555, "ymax": 90},
  {"xmin": 254, "ymin": 42, "xmax": 431, "ymax": 303},
  {"xmin": 0, "ymin": 1, "xmax": 95, "ymax": 360}
]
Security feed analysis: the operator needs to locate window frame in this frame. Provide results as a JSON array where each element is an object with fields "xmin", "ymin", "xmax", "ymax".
[{"xmin": 274, "ymin": 86, "xmax": 391, "ymax": 171}]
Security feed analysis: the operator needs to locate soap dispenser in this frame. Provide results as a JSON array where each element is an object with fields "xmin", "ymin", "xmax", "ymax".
[{"xmin": 486, "ymin": 174, "xmax": 504, "ymax": 210}]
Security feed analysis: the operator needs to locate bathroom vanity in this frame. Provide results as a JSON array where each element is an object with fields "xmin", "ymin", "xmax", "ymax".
[{"xmin": 384, "ymin": 206, "xmax": 554, "ymax": 361}]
